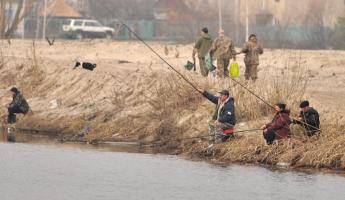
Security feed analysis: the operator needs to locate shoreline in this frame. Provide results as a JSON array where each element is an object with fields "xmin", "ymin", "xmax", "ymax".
[
  {"xmin": 1, "ymin": 40, "xmax": 345, "ymax": 175},
  {"xmin": 2, "ymin": 124, "xmax": 345, "ymax": 175}
]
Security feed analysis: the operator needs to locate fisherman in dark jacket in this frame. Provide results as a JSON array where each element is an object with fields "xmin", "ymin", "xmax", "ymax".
[
  {"xmin": 203, "ymin": 89, "xmax": 236, "ymax": 143},
  {"xmin": 293, "ymin": 100, "xmax": 320, "ymax": 136},
  {"xmin": 7, "ymin": 87, "xmax": 30, "ymax": 124}
]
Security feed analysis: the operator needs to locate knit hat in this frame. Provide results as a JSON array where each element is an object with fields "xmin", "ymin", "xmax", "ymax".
[
  {"xmin": 202, "ymin": 27, "xmax": 208, "ymax": 34},
  {"xmin": 299, "ymin": 100, "xmax": 309, "ymax": 108}
]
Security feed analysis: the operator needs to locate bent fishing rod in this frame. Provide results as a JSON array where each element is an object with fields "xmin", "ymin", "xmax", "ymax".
[{"xmin": 118, "ymin": 20, "xmax": 321, "ymax": 133}]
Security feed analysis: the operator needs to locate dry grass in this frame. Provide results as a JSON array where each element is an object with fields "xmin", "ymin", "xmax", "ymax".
[{"xmin": 0, "ymin": 42, "xmax": 344, "ymax": 171}]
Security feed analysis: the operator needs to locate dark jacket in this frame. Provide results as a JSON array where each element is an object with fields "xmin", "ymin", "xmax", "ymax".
[
  {"xmin": 295, "ymin": 107, "xmax": 320, "ymax": 135},
  {"xmin": 266, "ymin": 110, "xmax": 291, "ymax": 140},
  {"xmin": 202, "ymin": 91, "xmax": 236, "ymax": 125},
  {"xmin": 9, "ymin": 92, "xmax": 29, "ymax": 114}
]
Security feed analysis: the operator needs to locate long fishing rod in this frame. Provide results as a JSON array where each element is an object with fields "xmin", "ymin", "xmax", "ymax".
[
  {"xmin": 118, "ymin": 20, "xmax": 321, "ymax": 132},
  {"xmin": 229, "ymin": 77, "xmax": 275, "ymax": 110},
  {"xmin": 119, "ymin": 21, "xmax": 202, "ymax": 94}
]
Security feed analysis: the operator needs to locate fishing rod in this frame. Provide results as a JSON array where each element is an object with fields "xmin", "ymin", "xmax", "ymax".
[
  {"xmin": 118, "ymin": 21, "xmax": 202, "ymax": 94},
  {"xmin": 229, "ymin": 77, "xmax": 321, "ymax": 132},
  {"xmin": 117, "ymin": 20, "xmax": 321, "ymax": 133},
  {"xmin": 141, "ymin": 128, "xmax": 262, "ymax": 147}
]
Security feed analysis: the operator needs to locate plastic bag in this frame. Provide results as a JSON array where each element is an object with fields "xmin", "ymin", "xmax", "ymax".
[
  {"xmin": 229, "ymin": 62, "xmax": 239, "ymax": 78},
  {"xmin": 205, "ymin": 52, "xmax": 216, "ymax": 71}
]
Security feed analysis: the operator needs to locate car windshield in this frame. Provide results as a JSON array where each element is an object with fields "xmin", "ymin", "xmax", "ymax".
[
  {"xmin": 85, "ymin": 21, "xmax": 102, "ymax": 27},
  {"xmin": 62, "ymin": 19, "xmax": 71, "ymax": 25},
  {"xmin": 74, "ymin": 21, "xmax": 83, "ymax": 26}
]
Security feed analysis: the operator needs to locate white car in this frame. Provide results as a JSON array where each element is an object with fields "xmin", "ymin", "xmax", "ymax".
[{"xmin": 62, "ymin": 19, "xmax": 115, "ymax": 39}]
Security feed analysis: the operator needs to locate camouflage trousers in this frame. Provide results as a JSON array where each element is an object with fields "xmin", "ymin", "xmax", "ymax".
[
  {"xmin": 199, "ymin": 57, "xmax": 209, "ymax": 77},
  {"xmin": 245, "ymin": 64, "xmax": 258, "ymax": 81},
  {"xmin": 216, "ymin": 58, "xmax": 230, "ymax": 78},
  {"xmin": 208, "ymin": 120, "xmax": 234, "ymax": 143}
]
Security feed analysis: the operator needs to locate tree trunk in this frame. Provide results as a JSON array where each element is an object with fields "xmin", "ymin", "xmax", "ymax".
[
  {"xmin": 0, "ymin": 0, "xmax": 34, "ymax": 39},
  {"xmin": 0, "ymin": 0, "xmax": 7, "ymax": 38},
  {"xmin": 5, "ymin": 0, "xmax": 24, "ymax": 38}
]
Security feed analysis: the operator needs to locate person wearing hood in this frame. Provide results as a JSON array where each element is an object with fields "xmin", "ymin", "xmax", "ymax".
[
  {"xmin": 193, "ymin": 27, "xmax": 213, "ymax": 77},
  {"xmin": 7, "ymin": 87, "xmax": 30, "ymax": 124},
  {"xmin": 202, "ymin": 89, "xmax": 236, "ymax": 143},
  {"xmin": 261, "ymin": 103, "xmax": 291, "ymax": 145},
  {"xmin": 293, "ymin": 100, "xmax": 320, "ymax": 136}
]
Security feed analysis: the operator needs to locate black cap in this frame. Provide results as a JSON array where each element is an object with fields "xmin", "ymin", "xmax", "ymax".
[
  {"xmin": 218, "ymin": 90, "xmax": 229, "ymax": 97},
  {"xmin": 299, "ymin": 100, "xmax": 309, "ymax": 108},
  {"xmin": 202, "ymin": 27, "xmax": 208, "ymax": 34},
  {"xmin": 10, "ymin": 87, "xmax": 19, "ymax": 93}
]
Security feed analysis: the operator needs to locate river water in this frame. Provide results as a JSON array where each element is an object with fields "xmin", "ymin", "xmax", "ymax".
[{"xmin": 1, "ymin": 132, "xmax": 345, "ymax": 200}]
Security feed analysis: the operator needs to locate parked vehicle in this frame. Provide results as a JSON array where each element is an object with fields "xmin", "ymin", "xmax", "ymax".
[{"xmin": 62, "ymin": 19, "xmax": 115, "ymax": 39}]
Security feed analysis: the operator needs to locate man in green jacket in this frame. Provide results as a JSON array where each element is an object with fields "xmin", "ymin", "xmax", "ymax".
[
  {"xmin": 193, "ymin": 27, "xmax": 213, "ymax": 77},
  {"xmin": 7, "ymin": 87, "xmax": 30, "ymax": 124}
]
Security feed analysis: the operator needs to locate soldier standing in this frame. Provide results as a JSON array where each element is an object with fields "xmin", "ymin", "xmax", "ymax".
[
  {"xmin": 211, "ymin": 29, "xmax": 236, "ymax": 78},
  {"xmin": 240, "ymin": 34, "xmax": 263, "ymax": 81},
  {"xmin": 193, "ymin": 27, "xmax": 213, "ymax": 77}
]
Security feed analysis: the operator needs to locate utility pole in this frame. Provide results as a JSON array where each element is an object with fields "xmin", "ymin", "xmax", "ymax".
[
  {"xmin": 42, "ymin": 0, "xmax": 47, "ymax": 39},
  {"xmin": 22, "ymin": 0, "xmax": 26, "ymax": 39},
  {"xmin": 245, "ymin": 0, "xmax": 249, "ymax": 41},
  {"xmin": 218, "ymin": 0, "xmax": 222, "ymax": 30},
  {"xmin": 234, "ymin": 0, "xmax": 239, "ymax": 43}
]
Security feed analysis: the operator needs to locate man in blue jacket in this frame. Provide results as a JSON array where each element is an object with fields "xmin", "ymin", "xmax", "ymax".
[{"xmin": 203, "ymin": 89, "xmax": 236, "ymax": 143}]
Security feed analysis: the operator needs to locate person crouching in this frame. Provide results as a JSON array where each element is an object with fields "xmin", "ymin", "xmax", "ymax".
[
  {"xmin": 261, "ymin": 103, "xmax": 291, "ymax": 145},
  {"xmin": 7, "ymin": 87, "xmax": 30, "ymax": 124},
  {"xmin": 203, "ymin": 89, "xmax": 236, "ymax": 143}
]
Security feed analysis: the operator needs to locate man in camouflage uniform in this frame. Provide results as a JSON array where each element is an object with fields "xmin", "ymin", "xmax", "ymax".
[
  {"xmin": 193, "ymin": 27, "xmax": 213, "ymax": 77},
  {"xmin": 7, "ymin": 87, "xmax": 30, "ymax": 124},
  {"xmin": 211, "ymin": 29, "xmax": 236, "ymax": 78},
  {"xmin": 240, "ymin": 34, "xmax": 263, "ymax": 81}
]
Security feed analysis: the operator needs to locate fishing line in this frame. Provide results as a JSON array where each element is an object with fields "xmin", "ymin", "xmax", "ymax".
[
  {"xmin": 118, "ymin": 21, "xmax": 202, "ymax": 94},
  {"xmin": 115, "ymin": 19, "xmax": 321, "ymax": 132}
]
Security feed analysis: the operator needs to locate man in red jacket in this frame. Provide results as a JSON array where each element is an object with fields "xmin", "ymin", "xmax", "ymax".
[{"xmin": 261, "ymin": 103, "xmax": 292, "ymax": 145}]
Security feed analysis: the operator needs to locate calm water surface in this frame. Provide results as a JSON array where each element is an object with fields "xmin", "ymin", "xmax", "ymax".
[{"xmin": 0, "ymin": 132, "xmax": 345, "ymax": 200}]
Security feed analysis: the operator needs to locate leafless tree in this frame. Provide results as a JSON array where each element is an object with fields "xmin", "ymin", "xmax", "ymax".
[{"xmin": 0, "ymin": 0, "xmax": 35, "ymax": 39}]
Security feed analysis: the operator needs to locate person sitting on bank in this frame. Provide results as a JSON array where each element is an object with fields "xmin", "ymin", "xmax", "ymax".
[
  {"xmin": 261, "ymin": 103, "xmax": 291, "ymax": 145},
  {"xmin": 202, "ymin": 89, "xmax": 236, "ymax": 143},
  {"xmin": 7, "ymin": 87, "xmax": 30, "ymax": 124},
  {"xmin": 293, "ymin": 100, "xmax": 320, "ymax": 136}
]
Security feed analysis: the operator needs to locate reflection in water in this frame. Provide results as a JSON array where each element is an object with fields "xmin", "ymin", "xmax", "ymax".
[{"xmin": 1, "ymin": 132, "xmax": 345, "ymax": 200}]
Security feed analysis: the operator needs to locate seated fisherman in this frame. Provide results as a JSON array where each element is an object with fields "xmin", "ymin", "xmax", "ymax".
[
  {"xmin": 293, "ymin": 100, "xmax": 320, "ymax": 136},
  {"xmin": 7, "ymin": 87, "xmax": 30, "ymax": 124},
  {"xmin": 261, "ymin": 103, "xmax": 292, "ymax": 145},
  {"xmin": 202, "ymin": 89, "xmax": 236, "ymax": 143}
]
